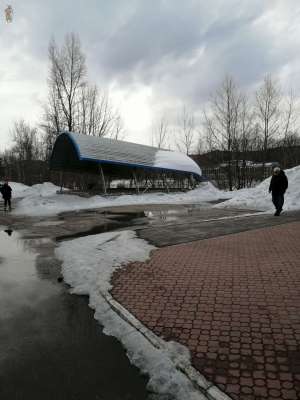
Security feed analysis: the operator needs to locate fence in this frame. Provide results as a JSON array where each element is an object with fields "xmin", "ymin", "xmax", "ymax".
[{"xmin": 202, "ymin": 165, "xmax": 274, "ymax": 190}]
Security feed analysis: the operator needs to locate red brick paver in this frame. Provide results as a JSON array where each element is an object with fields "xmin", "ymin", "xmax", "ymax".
[{"xmin": 111, "ymin": 222, "xmax": 300, "ymax": 400}]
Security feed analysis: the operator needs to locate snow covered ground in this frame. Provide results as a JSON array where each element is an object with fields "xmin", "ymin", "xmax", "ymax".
[
  {"xmin": 12, "ymin": 181, "xmax": 229, "ymax": 217},
  {"xmin": 5, "ymin": 165, "xmax": 300, "ymax": 216},
  {"xmin": 55, "ymin": 231, "xmax": 209, "ymax": 400},
  {"xmin": 219, "ymin": 165, "xmax": 300, "ymax": 212}
]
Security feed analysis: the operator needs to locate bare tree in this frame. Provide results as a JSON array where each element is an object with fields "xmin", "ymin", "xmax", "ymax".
[
  {"xmin": 282, "ymin": 90, "xmax": 298, "ymax": 143},
  {"xmin": 279, "ymin": 90, "xmax": 300, "ymax": 167},
  {"xmin": 110, "ymin": 112, "xmax": 126, "ymax": 140},
  {"xmin": 203, "ymin": 76, "xmax": 242, "ymax": 190},
  {"xmin": 196, "ymin": 130, "xmax": 206, "ymax": 155},
  {"xmin": 255, "ymin": 75, "xmax": 281, "ymax": 166},
  {"xmin": 44, "ymin": 33, "xmax": 124, "ymax": 152},
  {"xmin": 176, "ymin": 106, "xmax": 195, "ymax": 155},
  {"xmin": 47, "ymin": 33, "xmax": 87, "ymax": 133},
  {"xmin": 76, "ymin": 85, "xmax": 118, "ymax": 137},
  {"xmin": 11, "ymin": 120, "xmax": 41, "ymax": 161},
  {"xmin": 151, "ymin": 116, "xmax": 169, "ymax": 148},
  {"xmin": 233, "ymin": 96, "xmax": 257, "ymax": 188}
]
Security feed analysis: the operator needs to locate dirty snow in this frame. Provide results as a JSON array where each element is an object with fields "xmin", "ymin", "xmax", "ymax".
[
  {"xmin": 219, "ymin": 165, "xmax": 300, "ymax": 212},
  {"xmin": 13, "ymin": 181, "xmax": 229, "ymax": 217},
  {"xmin": 55, "ymin": 231, "xmax": 208, "ymax": 400},
  {"xmin": 155, "ymin": 150, "xmax": 202, "ymax": 177}
]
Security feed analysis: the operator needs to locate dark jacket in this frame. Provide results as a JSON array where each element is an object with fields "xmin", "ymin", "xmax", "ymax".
[
  {"xmin": 0, "ymin": 183, "xmax": 12, "ymax": 199},
  {"xmin": 269, "ymin": 171, "xmax": 288, "ymax": 195}
]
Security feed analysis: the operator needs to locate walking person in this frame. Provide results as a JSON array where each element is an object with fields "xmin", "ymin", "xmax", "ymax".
[
  {"xmin": 1, "ymin": 181, "xmax": 12, "ymax": 211},
  {"xmin": 269, "ymin": 167, "xmax": 288, "ymax": 216}
]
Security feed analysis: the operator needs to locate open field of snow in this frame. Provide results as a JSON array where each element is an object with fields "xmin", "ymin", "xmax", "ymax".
[
  {"xmin": 12, "ymin": 181, "xmax": 229, "ymax": 216},
  {"xmin": 218, "ymin": 165, "xmax": 300, "ymax": 212}
]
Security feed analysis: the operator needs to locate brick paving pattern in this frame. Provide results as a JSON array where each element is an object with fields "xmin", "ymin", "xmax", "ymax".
[{"xmin": 111, "ymin": 222, "xmax": 300, "ymax": 400}]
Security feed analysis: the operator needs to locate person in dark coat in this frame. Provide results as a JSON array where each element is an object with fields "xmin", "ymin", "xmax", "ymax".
[
  {"xmin": 268, "ymin": 167, "xmax": 288, "ymax": 216},
  {"xmin": 1, "ymin": 181, "xmax": 12, "ymax": 211}
]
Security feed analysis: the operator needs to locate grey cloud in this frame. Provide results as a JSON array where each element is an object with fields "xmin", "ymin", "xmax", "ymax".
[{"xmin": 1, "ymin": 0, "xmax": 300, "ymax": 145}]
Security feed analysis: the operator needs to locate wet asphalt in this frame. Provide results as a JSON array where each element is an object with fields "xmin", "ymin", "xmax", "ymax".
[
  {"xmin": 1, "ymin": 202, "xmax": 300, "ymax": 400},
  {"xmin": 0, "ymin": 229, "xmax": 150, "ymax": 400}
]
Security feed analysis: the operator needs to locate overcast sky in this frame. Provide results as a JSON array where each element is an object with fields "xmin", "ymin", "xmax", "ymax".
[{"xmin": 1, "ymin": 0, "xmax": 300, "ymax": 151}]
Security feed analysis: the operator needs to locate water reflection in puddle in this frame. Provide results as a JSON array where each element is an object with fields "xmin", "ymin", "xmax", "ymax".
[
  {"xmin": 0, "ymin": 230, "xmax": 57, "ymax": 321},
  {"xmin": 144, "ymin": 204, "xmax": 211, "ymax": 223},
  {"xmin": 0, "ymin": 228, "xmax": 150, "ymax": 400}
]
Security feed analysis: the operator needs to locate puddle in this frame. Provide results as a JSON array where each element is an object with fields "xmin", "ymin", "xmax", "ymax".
[
  {"xmin": 144, "ymin": 204, "xmax": 212, "ymax": 223},
  {"xmin": 56, "ymin": 212, "xmax": 148, "ymax": 241},
  {"xmin": 0, "ymin": 228, "xmax": 150, "ymax": 400},
  {"xmin": 34, "ymin": 220, "xmax": 64, "ymax": 227},
  {"xmin": 0, "ymin": 230, "xmax": 56, "ymax": 320}
]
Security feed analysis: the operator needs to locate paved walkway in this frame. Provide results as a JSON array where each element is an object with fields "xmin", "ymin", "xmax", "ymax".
[{"xmin": 111, "ymin": 221, "xmax": 300, "ymax": 400}]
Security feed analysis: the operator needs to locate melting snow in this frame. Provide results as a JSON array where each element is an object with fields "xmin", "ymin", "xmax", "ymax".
[
  {"xmin": 55, "ymin": 231, "xmax": 208, "ymax": 400},
  {"xmin": 13, "ymin": 181, "xmax": 228, "ymax": 217},
  {"xmin": 218, "ymin": 165, "xmax": 300, "ymax": 212}
]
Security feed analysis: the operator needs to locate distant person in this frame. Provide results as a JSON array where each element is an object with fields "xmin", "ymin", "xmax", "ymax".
[
  {"xmin": 1, "ymin": 181, "xmax": 12, "ymax": 211},
  {"xmin": 269, "ymin": 167, "xmax": 288, "ymax": 216}
]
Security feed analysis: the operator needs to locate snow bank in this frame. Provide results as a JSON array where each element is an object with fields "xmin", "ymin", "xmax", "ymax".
[
  {"xmin": 219, "ymin": 165, "xmax": 300, "ymax": 211},
  {"xmin": 14, "ymin": 181, "xmax": 229, "ymax": 217},
  {"xmin": 7, "ymin": 181, "xmax": 63, "ymax": 199},
  {"xmin": 55, "ymin": 231, "xmax": 207, "ymax": 400},
  {"xmin": 155, "ymin": 150, "xmax": 202, "ymax": 176},
  {"xmin": 10, "ymin": 182, "xmax": 30, "ymax": 198}
]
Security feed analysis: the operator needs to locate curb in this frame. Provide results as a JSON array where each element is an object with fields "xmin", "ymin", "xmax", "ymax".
[{"xmin": 102, "ymin": 290, "xmax": 232, "ymax": 400}]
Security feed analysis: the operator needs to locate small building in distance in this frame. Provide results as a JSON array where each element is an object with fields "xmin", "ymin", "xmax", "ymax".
[{"xmin": 50, "ymin": 132, "xmax": 202, "ymax": 193}]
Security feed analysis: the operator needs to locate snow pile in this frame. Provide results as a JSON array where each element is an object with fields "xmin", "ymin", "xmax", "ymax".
[
  {"xmin": 56, "ymin": 231, "xmax": 207, "ymax": 400},
  {"xmin": 7, "ymin": 181, "xmax": 63, "ymax": 199},
  {"xmin": 14, "ymin": 181, "xmax": 229, "ymax": 217},
  {"xmin": 21, "ymin": 182, "xmax": 63, "ymax": 197},
  {"xmin": 219, "ymin": 165, "xmax": 300, "ymax": 211},
  {"xmin": 155, "ymin": 150, "xmax": 202, "ymax": 176},
  {"xmin": 9, "ymin": 182, "xmax": 30, "ymax": 198}
]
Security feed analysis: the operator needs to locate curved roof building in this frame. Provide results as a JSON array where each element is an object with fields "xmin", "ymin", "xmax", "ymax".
[{"xmin": 50, "ymin": 132, "xmax": 202, "ymax": 181}]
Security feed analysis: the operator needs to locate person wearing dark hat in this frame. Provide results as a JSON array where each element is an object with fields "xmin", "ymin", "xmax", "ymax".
[
  {"xmin": 268, "ymin": 167, "xmax": 288, "ymax": 216},
  {"xmin": 0, "ymin": 181, "xmax": 12, "ymax": 211}
]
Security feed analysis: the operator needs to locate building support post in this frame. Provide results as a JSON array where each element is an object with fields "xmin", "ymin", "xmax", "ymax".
[
  {"xmin": 162, "ymin": 173, "xmax": 170, "ymax": 193},
  {"xmin": 99, "ymin": 164, "xmax": 107, "ymax": 195},
  {"xmin": 59, "ymin": 171, "xmax": 64, "ymax": 193},
  {"xmin": 132, "ymin": 170, "xmax": 139, "ymax": 194}
]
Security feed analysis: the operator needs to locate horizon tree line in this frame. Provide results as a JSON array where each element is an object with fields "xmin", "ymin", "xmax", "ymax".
[{"xmin": 1, "ymin": 33, "xmax": 300, "ymax": 188}]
